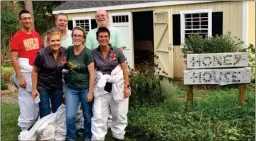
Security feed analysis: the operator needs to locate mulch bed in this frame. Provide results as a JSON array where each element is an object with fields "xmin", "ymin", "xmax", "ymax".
[{"xmin": 1, "ymin": 83, "xmax": 18, "ymax": 95}]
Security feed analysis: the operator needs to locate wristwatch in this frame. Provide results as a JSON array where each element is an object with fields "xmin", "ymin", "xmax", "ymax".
[{"xmin": 124, "ymin": 84, "xmax": 131, "ymax": 89}]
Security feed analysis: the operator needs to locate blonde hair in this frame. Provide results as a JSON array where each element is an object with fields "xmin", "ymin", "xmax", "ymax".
[{"xmin": 46, "ymin": 28, "xmax": 61, "ymax": 43}]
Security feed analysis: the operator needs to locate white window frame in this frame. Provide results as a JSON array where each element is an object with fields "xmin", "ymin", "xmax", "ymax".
[
  {"xmin": 180, "ymin": 9, "xmax": 212, "ymax": 45},
  {"xmin": 72, "ymin": 17, "xmax": 92, "ymax": 33},
  {"xmin": 109, "ymin": 12, "xmax": 131, "ymax": 26}
]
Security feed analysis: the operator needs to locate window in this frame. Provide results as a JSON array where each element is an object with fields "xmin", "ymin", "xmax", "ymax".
[
  {"xmin": 74, "ymin": 19, "xmax": 90, "ymax": 33},
  {"xmin": 180, "ymin": 9, "xmax": 212, "ymax": 44},
  {"xmin": 112, "ymin": 15, "xmax": 129, "ymax": 23}
]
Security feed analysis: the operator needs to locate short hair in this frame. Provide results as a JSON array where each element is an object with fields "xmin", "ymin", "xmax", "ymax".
[
  {"xmin": 19, "ymin": 10, "xmax": 31, "ymax": 20},
  {"xmin": 96, "ymin": 27, "xmax": 110, "ymax": 39},
  {"xmin": 46, "ymin": 28, "xmax": 61, "ymax": 43},
  {"xmin": 71, "ymin": 26, "xmax": 86, "ymax": 44},
  {"xmin": 55, "ymin": 13, "xmax": 68, "ymax": 21}
]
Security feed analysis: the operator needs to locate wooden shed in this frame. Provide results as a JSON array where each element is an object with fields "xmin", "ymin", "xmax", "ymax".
[{"xmin": 53, "ymin": 1, "xmax": 255, "ymax": 79}]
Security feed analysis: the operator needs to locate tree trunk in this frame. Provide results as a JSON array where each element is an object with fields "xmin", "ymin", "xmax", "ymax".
[{"xmin": 24, "ymin": 0, "xmax": 35, "ymax": 29}]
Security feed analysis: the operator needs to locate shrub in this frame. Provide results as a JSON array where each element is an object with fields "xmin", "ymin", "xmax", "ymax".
[
  {"xmin": 181, "ymin": 32, "xmax": 243, "ymax": 59},
  {"xmin": 1, "ymin": 79, "xmax": 8, "ymax": 90},
  {"xmin": 1, "ymin": 66, "xmax": 13, "ymax": 83},
  {"xmin": 245, "ymin": 44, "xmax": 255, "ymax": 82},
  {"xmin": 127, "ymin": 86, "xmax": 255, "ymax": 141}
]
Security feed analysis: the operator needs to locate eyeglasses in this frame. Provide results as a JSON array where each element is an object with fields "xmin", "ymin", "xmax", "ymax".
[
  {"xmin": 21, "ymin": 17, "xmax": 32, "ymax": 21},
  {"xmin": 73, "ymin": 34, "xmax": 83, "ymax": 38}
]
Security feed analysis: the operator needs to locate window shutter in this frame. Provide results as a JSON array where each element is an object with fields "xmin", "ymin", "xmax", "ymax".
[
  {"xmin": 91, "ymin": 19, "xmax": 97, "ymax": 29},
  {"xmin": 212, "ymin": 12, "xmax": 223, "ymax": 36},
  {"xmin": 68, "ymin": 20, "xmax": 73, "ymax": 30},
  {"xmin": 172, "ymin": 14, "xmax": 181, "ymax": 45}
]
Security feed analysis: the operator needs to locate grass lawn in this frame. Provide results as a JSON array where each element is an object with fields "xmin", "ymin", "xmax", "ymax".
[{"xmin": 1, "ymin": 93, "xmax": 134, "ymax": 141}]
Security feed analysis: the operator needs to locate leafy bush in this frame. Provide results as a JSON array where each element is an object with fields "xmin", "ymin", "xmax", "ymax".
[
  {"xmin": 181, "ymin": 32, "xmax": 243, "ymax": 59},
  {"xmin": 127, "ymin": 86, "xmax": 255, "ymax": 141},
  {"xmin": 245, "ymin": 44, "xmax": 255, "ymax": 82},
  {"xmin": 1, "ymin": 79, "xmax": 8, "ymax": 90},
  {"xmin": 1, "ymin": 66, "xmax": 13, "ymax": 83}
]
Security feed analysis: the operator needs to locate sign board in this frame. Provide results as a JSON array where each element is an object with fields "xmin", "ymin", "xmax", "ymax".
[
  {"xmin": 184, "ymin": 67, "xmax": 251, "ymax": 85},
  {"xmin": 186, "ymin": 52, "xmax": 249, "ymax": 69}
]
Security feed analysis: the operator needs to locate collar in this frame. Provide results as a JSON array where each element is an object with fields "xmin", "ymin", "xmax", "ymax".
[{"xmin": 96, "ymin": 44, "xmax": 113, "ymax": 53}]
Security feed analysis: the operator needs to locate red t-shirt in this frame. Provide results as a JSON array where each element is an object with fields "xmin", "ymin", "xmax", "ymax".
[{"xmin": 10, "ymin": 30, "xmax": 43, "ymax": 65}]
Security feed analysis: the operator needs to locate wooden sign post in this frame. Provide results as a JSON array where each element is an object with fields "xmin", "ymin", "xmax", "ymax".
[{"xmin": 184, "ymin": 52, "xmax": 251, "ymax": 104}]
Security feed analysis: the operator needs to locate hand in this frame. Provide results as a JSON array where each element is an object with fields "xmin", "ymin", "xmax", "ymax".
[
  {"xmin": 32, "ymin": 89, "xmax": 40, "ymax": 100},
  {"xmin": 124, "ymin": 87, "xmax": 131, "ymax": 98},
  {"xmin": 86, "ymin": 92, "xmax": 93, "ymax": 102},
  {"xmin": 18, "ymin": 76, "xmax": 26, "ymax": 88}
]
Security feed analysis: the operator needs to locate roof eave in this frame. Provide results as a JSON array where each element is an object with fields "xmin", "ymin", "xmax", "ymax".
[{"xmin": 53, "ymin": 1, "xmax": 214, "ymax": 14}]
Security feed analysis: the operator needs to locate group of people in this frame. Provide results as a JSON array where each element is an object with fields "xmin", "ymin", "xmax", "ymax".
[{"xmin": 11, "ymin": 9, "xmax": 130, "ymax": 141}]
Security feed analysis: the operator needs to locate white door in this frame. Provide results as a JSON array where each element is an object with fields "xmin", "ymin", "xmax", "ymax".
[
  {"xmin": 153, "ymin": 10, "xmax": 174, "ymax": 78},
  {"xmin": 109, "ymin": 12, "xmax": 134, "ymax": 69}
]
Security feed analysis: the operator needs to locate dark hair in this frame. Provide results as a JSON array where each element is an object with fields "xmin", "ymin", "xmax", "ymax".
[
  {"xmin": 96, "ymin": 27, "xmax": 110, "ymax": 39},
  {"xmin": 19, "ymin": 10, "xmax": 31, "ymax": 20},
  {"xmin": 55, "ymin": 13, "xmax": 68, "ymax": 21}
]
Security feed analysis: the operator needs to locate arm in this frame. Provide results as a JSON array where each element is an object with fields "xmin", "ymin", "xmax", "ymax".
[
  {"xmin": 120, "ymin": 62, "xmax": 130, "ymax": 98},
  {"xmin": 31, "ymin": 66, "xmax": 40, "ymax": 100},
  {"xmin": 87, "ymin": 62, "xmax": 95, "ymax": 102},
  {"xmin": 11, "ymin": 51, "xmax": 26, "ymax": 88}
]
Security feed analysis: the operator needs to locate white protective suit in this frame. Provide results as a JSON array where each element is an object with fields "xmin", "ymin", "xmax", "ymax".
[
  {"xmin": 91, "ymin": 65, "xmax": 129, "ymax": 140},
  {"xmin": 18, "ymin": 104, "xmax": 66, "ymax": 141},
  {"xmin": 14, "ymin": 58, "xmax": 39, "ymax": 130}
]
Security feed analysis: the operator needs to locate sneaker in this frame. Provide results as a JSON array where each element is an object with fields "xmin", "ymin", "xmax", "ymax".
[{"xmin": 66, "ymin": 139, "xmax": 76, "ymax": 141}]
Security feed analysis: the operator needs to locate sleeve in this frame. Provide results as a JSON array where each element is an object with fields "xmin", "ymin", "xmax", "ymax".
[
  {"xmin": 33, "ymin": 52, "xmax": 44, "ymax": 68},
  {"xmin": 117, "ymin": 49, "xmax": 127, "ymax": 64},
  {"xmin": 115, "ymin": 29, "xmax": 127, "ymax": 49},
  {"xmin": 10, "ymin": 35, "xmax": 20, "ymax": 52},
  {"xmin": 85, "ymin": 31, "xmax": 93, "ymax": 50},
  {"xmin": 86, "ymin": 49, "xmax": 94, "ymax": 65}
]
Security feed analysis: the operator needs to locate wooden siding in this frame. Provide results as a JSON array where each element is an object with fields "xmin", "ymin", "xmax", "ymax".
[{"xmin": 66, "ymin": 1, "xmax": 244, "ymax": 79}]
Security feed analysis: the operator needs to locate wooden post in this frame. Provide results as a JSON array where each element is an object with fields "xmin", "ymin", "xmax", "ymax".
[
  {"xmin": 186, "ymin": 51, "xmax": 194, "ymax": 104},
  {"xmin": 186, "ymin": 85, "xmax": 193, "ymax": 104},
  {"xmin": 238, "ymin": 84, "xmax": 246, "ymax": 104}
]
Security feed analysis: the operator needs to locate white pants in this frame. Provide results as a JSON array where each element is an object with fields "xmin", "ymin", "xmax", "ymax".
[
  {"xmin": 15, "ymin": 72, "xmax": 39, "ymax": 130},
  {"xmin": 91, "ymin": 93, "xmax": 129, "ymax": 140}
]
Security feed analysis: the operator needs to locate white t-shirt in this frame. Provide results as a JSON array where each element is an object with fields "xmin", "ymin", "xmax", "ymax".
[{"xmin": 44, "ymin": 29, "xmax": 73, "ymax": 48}]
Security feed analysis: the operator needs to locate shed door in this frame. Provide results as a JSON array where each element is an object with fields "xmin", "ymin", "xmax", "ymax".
[
  {"xmin": 109, "ymin": 12, "xmax": 134, "ymax": 69},
  {"xmin": 154, "ymin": 10, "xmax": 174, "ymax": 78}
]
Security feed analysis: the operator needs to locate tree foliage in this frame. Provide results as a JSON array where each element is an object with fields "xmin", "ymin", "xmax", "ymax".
[
  {"xmin": 18, "ymin": 1, "xmax": 65, "ymax": 36},
  {"xmin": 1, "ymin": 1, "xmax": 22, "ymax": 63}
]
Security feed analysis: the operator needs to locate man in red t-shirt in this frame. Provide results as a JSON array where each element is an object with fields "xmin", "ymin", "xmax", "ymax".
[{"xmin": 10, "ymin": 10, "xmax": 43, "ymax": 131}]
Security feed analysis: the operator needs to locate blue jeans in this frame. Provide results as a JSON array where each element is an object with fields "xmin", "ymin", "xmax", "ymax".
[
  {"xmin": 66, "ymin": 87, "xmax": 93, "ymax": 140},
  {"xmin": 38, "ymin": 89, "xmax": 63, "ymax": 118}
]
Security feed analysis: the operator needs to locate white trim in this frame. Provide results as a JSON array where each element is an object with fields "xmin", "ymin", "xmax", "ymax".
[
  {"xmin": 242, "ymin": 1, "xmax": 248, "ymax": 46},
  {"xmin": 53, "ymin": 1, "xmax": 212, "ymax": 14},
  {"xmin": 180, "ymin": 9, "xmax": 213, "ymax": 45},
  {"xmin": 72, "ymin": 17, "xmax": 92, "ymax": 31},
  {"xmin": 109, "ymin": 12, "xmax": 131, "ymax": 25}
]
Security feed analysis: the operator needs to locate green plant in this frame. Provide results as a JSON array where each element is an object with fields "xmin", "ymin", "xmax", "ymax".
[
  {"xmin": 245, "ymin": 44, "xmax": 255, "ymax": 82},
  {"xmin": 1, "ymin": 66, "xmax": 13, "ymax": 83},
  {"xmin": 1, "ymin": 79, "xmax": 8, "ymax": 90},
  {"xmin": 127, "ymin": 86, "xmax": 255, "ymax": 141},
  {"xmin": 181, "ymin": 32, "xmax": 243, "ymax": 59}
]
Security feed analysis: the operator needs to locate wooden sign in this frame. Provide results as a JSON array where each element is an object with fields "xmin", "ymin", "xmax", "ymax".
[
  {"xmin": 184, "ymin": 67, "xmax": 251, "ymax": 85},
  {"xmin": 186, "ymin": 52, "xmax": 249, "ymax": 69},
  {"xmin": 184, "ymin": 51, "xmax": 250, "ymax": 104}
]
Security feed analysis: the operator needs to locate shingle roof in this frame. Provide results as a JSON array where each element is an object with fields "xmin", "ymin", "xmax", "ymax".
[{"xmin": 53, "ymin": 1, "xmax": 156, "ymax": 11}]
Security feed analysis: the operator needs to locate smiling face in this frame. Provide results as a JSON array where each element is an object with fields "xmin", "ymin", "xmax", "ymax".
[
  {"xmin": 49, "ymin": 34, "xmax": 61, "ymax": 52},
  {"xmin": 72, "ymin": 29, "xmax": 85, "ymax": 46},
  {"xmin": 95, "ymin": 9, "xmax": 108, "ymax": 27},
  {"xmin": 97, "ymin": 32, "xmax": 110, "ymax": 47},
  {"xmin": 20, "ymin": 13, "xmax": 33, "ymax": 29},
  {"xmin": 55, "ymin": 15, "xmax": 68, "ymax": 31}
]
